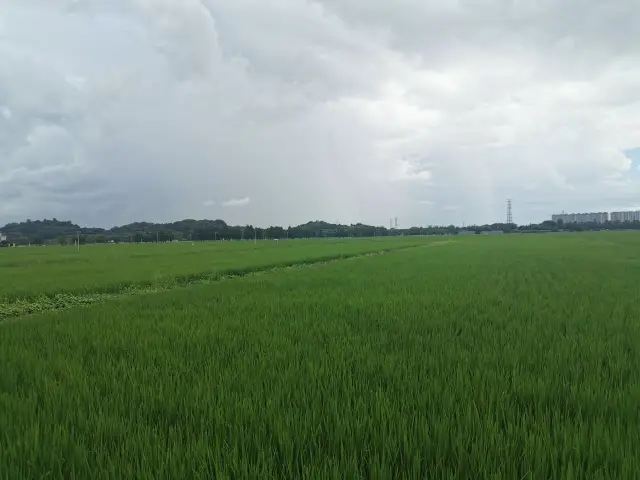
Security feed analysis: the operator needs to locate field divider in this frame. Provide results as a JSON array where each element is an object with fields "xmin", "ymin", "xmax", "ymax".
[{"xmin": 0, "ymin": 243, "xmax": 448, "ymax": 322}]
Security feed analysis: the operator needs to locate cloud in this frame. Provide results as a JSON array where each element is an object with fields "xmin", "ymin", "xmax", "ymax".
[
  {"xmin": 222, "ymin": 197, "xmax": 250, "ymax": 207},
  {"xmin": 1, "ymin": 0, "xmax": 640, "ymax": 227},
  {"xmin": 202, "ymin": 200, "xmax": 215, "ymax": 207}
]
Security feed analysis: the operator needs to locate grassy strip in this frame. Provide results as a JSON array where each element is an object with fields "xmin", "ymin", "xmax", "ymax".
[{"xmin": 0, "ymin": 245, "xmax": 426, "ymax": 321}]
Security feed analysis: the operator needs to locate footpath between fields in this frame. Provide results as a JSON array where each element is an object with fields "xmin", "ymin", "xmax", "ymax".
[{"xmin": 0, "ymin": 242, "xmax": 454, "ymax": 322}]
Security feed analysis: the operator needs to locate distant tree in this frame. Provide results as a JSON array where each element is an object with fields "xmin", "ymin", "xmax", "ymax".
[
  {"xmin": 245, "ymin": 225, "xmax": 256, "ymax": 240},
  {"xmin": 8, "ymin": 213, "xmax": 640, "ymax": 244}
]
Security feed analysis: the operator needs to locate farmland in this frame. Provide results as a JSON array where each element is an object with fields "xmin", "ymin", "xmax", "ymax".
[
  {"xmin": 0, "ymin": 236, "xmax": 430, "ymax": 304},
  {"xmin": 1, "ymin": 232, "xmax": 640, "ymax": 478}
]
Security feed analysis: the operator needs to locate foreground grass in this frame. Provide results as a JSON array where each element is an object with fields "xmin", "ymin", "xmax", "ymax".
[
  {"xmin": 1, "ymin": 233, "xmax": 639, "ymax": 478},
  {"xmin": 0, "ymin": 236, "xmax": 431, "ymax": 301}
]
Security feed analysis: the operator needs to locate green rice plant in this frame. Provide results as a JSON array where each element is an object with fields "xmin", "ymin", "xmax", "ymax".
[
  {"xmin": 1, "ymin": 232, "xmax": 639, "ymax": 478},
  {"xmin": 0, "ymin": 236, "xmax": 432, "ymax": 302},
  {"xmin": 0, "ymin": 242, "xmax": 426, "ymax": 320}
]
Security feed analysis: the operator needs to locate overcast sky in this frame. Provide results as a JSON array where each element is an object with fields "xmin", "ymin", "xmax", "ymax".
[{"xmin": 1, "ymin": 0, "xmax": 640, "ymax": 228}]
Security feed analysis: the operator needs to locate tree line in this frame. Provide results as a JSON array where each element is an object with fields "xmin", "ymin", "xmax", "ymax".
[{"xmin": 1, "ymin": 218, "xmax": 640, "ymax": 246}]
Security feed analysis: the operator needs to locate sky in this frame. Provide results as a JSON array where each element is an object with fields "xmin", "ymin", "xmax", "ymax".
[{"xmin": 1, "ymin": 0, "xmax": 640, "ymax": 228}]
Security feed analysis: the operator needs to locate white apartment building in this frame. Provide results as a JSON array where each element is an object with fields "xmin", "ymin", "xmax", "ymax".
[
  {"xmin": 0, "ymin": 232, "xmax": 6, "ymax": 242},
  {"xmin": 551, "ymin": 212, "xmax": 609, "ymax": 224},
  {"xmin": 610, "ymin": 211, "xmax": 640, "ymax": 222}
]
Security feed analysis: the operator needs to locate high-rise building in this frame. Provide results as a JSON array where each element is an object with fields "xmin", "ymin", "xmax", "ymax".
[
  {"xmin": 551, "ymin": 212, "xmax": 609, "ymax": 224},
  {"xmin": 610, "ymin": 211, "xmax": 640, "ymax": 222}
]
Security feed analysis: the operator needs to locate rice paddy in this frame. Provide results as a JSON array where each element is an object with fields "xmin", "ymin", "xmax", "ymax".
[{"xmin": 1, "ymin": 232, "xmax": 639, "ymax": 478}]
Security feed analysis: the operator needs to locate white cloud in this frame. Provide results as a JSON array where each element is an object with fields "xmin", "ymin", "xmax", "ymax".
[
  {"xmin": 222, "ymin": 197, "xmax": 250, "ymax": 207},
  {"xmin": 1, "ymin": 0, "xmax": 640, "ymax": 227},
  {"xmin": 202, "ymin": 199, "xmax": 215, "ymax": 207}
]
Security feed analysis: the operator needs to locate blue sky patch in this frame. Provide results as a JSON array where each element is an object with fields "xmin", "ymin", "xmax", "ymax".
[
  {"xmin": 624, "ymin": 148, "xmax": 640, "ymax": 177},
  {"xmin": 625, "ymin": 147, "xmax": 640, "ymax": 168}
]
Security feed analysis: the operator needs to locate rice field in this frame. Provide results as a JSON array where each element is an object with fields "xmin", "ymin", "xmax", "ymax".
[
  {"xmin": 1, "ymin": 232, "xmax": 639, "ymax": 478},
  {"xmin": 0, "ymin": 236, "xmax": 430, "ymax": 302}
]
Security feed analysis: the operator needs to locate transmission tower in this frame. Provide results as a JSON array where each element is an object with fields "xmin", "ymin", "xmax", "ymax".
[
  {"xmin": 394, "ymin": 217, "xmax": 398, "ymax": 229},
  {"xmin": 507, "ymin": 199, "xmax": 513, "ymax": 224}
]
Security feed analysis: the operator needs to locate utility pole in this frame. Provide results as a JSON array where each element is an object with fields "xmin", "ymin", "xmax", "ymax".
[{"xmin": 77, "ymin": 230, "xmax": 80, "ymax": 251}]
